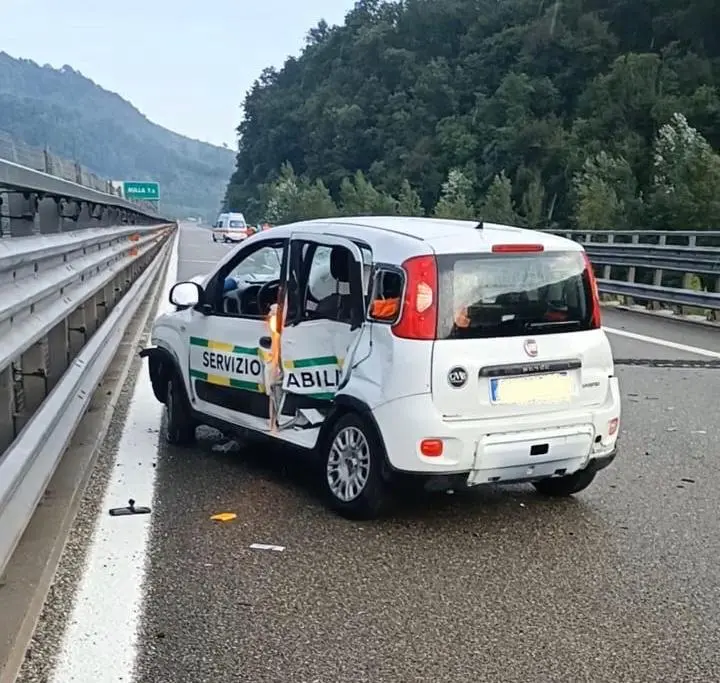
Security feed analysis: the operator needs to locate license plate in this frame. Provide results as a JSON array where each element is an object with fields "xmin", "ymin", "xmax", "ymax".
[{"xmin": 490, "ymin": 373, "xmax": 573, "ymax": 405}]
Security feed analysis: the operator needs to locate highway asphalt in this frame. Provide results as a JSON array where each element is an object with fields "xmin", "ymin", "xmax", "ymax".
[{"xmin": 15, "ymin": 223, "xmax": 720, "ymax": 683}]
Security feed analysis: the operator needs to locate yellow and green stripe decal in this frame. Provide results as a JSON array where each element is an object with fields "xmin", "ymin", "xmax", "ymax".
[
  {"xmin": 283, "ymin": 355, "xmax": 341, "ymax": 370},
  {"xmin": 189, "ymin": 369, "xmax": 265, "ymax": 393},
  {"xmin": 190, "ymin": 336, "xmax": 259, "ymax": 357}
]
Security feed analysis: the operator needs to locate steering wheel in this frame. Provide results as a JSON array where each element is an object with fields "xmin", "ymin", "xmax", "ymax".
[{"xmin": 256, "ymin": 279, "xmax": 280, "ymax": 315}]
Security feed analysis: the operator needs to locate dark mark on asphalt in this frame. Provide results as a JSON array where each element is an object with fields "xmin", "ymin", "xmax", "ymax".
[{"xmin": 614, "ymin": 358, "xmax": 720, "ymax": 368}]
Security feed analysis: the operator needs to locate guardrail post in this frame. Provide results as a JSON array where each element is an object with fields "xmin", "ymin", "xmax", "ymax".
[
  {"xmin": 38, "ymin": 197, "xmax": 63, "ymax": 233},
  {"xmin": 602, "ymin": 234, "xmax": 613, "ymax": 280},
  {"xmin": 7, "ymin": 192, "xmax": 39, "ymax": 237},
  {"xmin": 15, "ymin": 341, "xmax": 49, "ymax": 433},
  {"xmin": 624, "ymin": 234, "xmax": 639, "ymax": 306},
  {"xmin": 46, "ymin": 321, "xmax": 70, "ymax": 392},
  {"xmin": 680, "ymin": 236, "xmax": 698, "ymax": 316},
  {"xmin": 67, "ymin": 305, "xmax": 88, "ymax": 358},
  {"xmin": 648, "ymin": 234, "xmax": 667, "ymax": 310},
  {"xmin": 0, "ymin": 367, "xmax": 15, "ymax": 453}
]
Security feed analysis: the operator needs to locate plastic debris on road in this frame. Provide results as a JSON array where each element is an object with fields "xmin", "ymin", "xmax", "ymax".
[
  {"xmin": 210, "ymin": 512, "xmax": 237, "ymax": 522},
  {"xmin": 250, "ymin": 543, "xmax": 285, "ymax": 552}
]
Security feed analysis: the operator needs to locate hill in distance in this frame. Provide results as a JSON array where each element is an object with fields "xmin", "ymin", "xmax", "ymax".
[{"xmin": 0, "ymin": 52, "xmax": 235, "ymax": 221}]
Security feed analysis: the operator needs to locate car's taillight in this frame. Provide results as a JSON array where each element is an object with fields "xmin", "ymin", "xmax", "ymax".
[
  {"xmin": 392, "ymin": 255, "xmax": 438, "ymax": 340},
  {"xmin": 582, "ymin": 251, "xmax": 602, "ymax": 329}
]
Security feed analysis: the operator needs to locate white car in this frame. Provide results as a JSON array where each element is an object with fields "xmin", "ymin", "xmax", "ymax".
[{"xmin": 141, "ymin": 216, "xmax": 620, "ymax": 519}]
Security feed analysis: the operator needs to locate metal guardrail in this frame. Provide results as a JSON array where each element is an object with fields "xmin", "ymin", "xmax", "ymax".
[
  {"xmin": 0, "ymin": 151, "xmax": 176, "ymax": 578},
  {"xmin": 552, "ymin": 230, "xmax": 720, "ymax": 318},
  {"xmin": 0, "ymin": 129, "xmax": 154, "ymax": 210},
  {"xmin": 0, "ymin": 233, "xmax": 174, "ymax": 579}
]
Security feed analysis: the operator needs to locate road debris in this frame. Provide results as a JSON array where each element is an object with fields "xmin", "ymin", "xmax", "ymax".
[
  {"xmin": 212, "ymin": 439, "xmax": 242, "ymax": 453},
  {"xmin": 250, "ymin": 543, "xmax": 285, "ymax": 552},
  {"xmin": 210, "ymin": 512, "xmax": 237, "ymax": 522},
  {"xmin": 109, "ymin": 498, "xmax": 151, "ymax": 516}
]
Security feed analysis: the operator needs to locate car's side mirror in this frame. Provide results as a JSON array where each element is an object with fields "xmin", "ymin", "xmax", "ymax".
[{"xmin": 169, "ymin": 281, "xmax": 203, "ymax": 308}]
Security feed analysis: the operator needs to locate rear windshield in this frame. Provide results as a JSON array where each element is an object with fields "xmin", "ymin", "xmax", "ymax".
[
  {"xmin": 229, "ymin": 220, "xmax": 246, "ymax": 228},
  {"xmin": 436, "ymin": 251, "xmax": 594, "ymax": 339}
]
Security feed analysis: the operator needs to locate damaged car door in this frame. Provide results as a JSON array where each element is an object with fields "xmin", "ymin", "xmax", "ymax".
[{"xmin": 267, "ymin": 232, "xmax": 367, "ymax": 448}]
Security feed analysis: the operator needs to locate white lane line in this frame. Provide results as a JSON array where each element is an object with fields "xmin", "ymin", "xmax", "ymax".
[
  {"xmin": 181, "ymin": 258, "xmax": 220, "ymax": 265},
  {"xmin": 50, "ymin": 236, "xmax": 178, "ymax": 683},
  {"xmin": 604, "ymin": 326, "xmax": 720, "ymax": 359}
]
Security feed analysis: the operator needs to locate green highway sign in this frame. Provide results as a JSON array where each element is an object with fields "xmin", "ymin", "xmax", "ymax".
[{"xmin": 123, "ymin": 181, "xmax": 160, "ymax": 201}]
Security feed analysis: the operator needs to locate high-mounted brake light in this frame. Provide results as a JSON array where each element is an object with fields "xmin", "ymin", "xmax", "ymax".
[
  {"xmin": 582, "ymin": 251, "xmax": 602, "ymax": 329},
  {"xmin": 491, "ymin": 243, "xmax": 544, "ymax": 253},
  {"xmin": 392, "ymin": 255, "xmax": 438, "ymax": 340}
]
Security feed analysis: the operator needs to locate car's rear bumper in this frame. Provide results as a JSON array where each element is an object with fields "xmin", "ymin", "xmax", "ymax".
[{"xmin": 372, "ymin": 377, "xmax": 621, "ymax": 482}]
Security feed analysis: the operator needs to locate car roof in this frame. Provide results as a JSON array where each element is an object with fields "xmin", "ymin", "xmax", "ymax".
[{"xmin": 265, "ymin": 216, "xmax": 580, "ymax": 261}]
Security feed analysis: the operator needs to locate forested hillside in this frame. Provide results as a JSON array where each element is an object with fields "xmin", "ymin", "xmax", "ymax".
[
  {"xmin": 225, "ymin": 0, "xmax": 720, "ymax": 230},
  {"xmin": 0, "ymin": 53, "xmax": 234, "ymax": 220}
]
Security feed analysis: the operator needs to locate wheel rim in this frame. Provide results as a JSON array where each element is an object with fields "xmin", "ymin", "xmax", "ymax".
[{"xmin": 326, "ymin": 426, "xmax": 371, "ymax": 502}]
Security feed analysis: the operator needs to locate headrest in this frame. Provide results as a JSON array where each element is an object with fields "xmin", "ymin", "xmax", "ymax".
[{"xmin": 330, "ymin": 247, "xmax": 351, "ymax": 282}]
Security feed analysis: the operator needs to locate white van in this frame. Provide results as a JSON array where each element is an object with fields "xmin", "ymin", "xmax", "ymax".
[
  {"xmin": 212, "ymin": 212, "xmax": 250, "ymax": 243},
  {"xmin": 142, "ymin": 216, "xmax": 621, "ymax": 519}
]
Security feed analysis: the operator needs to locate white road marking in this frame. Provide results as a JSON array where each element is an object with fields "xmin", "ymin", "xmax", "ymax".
[
  {"xmin": 50, "ymin": 234, "xmax": 179, "ymax": 683},
  {"xmin": 604, "ymin": 326, "xmax": 720, "ymax": 359},
  {"xmin": 181, "ymin": 258, "xmax": 220, "ymax": 265}
]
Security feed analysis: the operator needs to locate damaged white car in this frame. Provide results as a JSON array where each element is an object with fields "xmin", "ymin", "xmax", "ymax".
[{"xmin": 141, "ymin": 216, "xmax": 621, "ymax": 519}]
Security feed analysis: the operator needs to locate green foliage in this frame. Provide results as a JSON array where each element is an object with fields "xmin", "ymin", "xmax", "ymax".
[
  {"xmin": 264, "ymin": 163, "xmax": 338, "ymax": 223},
  {"xmin": 573, "ymin": 152, "xmax": 640, "ymax": 230},
  {"xmin": 226, "ymin": 0, "xmax": 720, "ymax": 230},
  {"xmin": 481, "ymin": 172, "xmax": 519, "ymax": 225},
  {"xmin": 396, "ymin": 179, "xmax": 424, "ymax": 216},
  {"xmin": 0, "ymin": 53, "xmax": 234, "ymax": 220},
  {"xmin": 433, "ymin": 169, "xmax": 475, "ymax": 219},
  {"xmin": 647, "ymin": 113, "xmax": 720, "ymax": 231},
  {"xmin": 338, "ymin": 171, "xmax": 397, "ymax": 215}
]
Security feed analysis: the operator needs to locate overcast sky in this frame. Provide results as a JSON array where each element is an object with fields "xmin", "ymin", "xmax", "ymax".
[{"xmin": 1, "ymin": 0, "xmax": 356, "ymax": 148}]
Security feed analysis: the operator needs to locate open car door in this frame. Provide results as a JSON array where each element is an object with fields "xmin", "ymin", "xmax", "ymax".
[{"xmin": 267, "ymin": 231, "xmax": 367, "ymax": 447}]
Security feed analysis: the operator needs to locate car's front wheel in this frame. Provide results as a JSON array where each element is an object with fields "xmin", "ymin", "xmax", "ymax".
[
  {"xmin": 165, "ymin": 373, "xmax": 196, "ymax": 445},
  {"xmin": 321, "ymin": 413, "xmax": 390, "ymax": 519},
  {"xmin": 532, "ymin": 468, "xmax": 596, "ymax": 497}
]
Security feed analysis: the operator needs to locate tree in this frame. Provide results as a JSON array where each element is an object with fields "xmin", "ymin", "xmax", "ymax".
[
  {"xmin": 572, "ymin": 152, "xmax": 640, "ymax": 230},
  {"xmin": 224, "ymin": 0, "xmax": 720, "ymax": 230},
  {"xmin": 480, "ymin": 172, "xmax": 518, "ymax": 225},
  {"xmin": 433, "ymin": 169, "xmax": 475, "ymax": 219},
  {"xmin": 647, "ymin": 113, "xmax": 720, "ymax": 231},
  {"xmin": 338, "ymin": 171, "xmax": 396, "ymax": 215},
  {"xmin": 264, "ymin": 163, "xmax": 338, "ymax": 223},
  {"xmin": 395, "ymin": 180, "xmax": 424, "ymax": 216},
  {"xmin": 520, "ymin": 171, "xmax": 546, "ymax": 229}
]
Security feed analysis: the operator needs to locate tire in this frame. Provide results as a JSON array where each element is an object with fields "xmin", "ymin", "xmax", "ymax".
[
  {"xmin": 532, "ymin": 468, "xmax": 596, "ymax": 497},
  {"xmin": 164, "ymin": 373, "xmax": 196, "ymax": 445},
  {"xmin": 321, "ymin": 412, "xmax": 390, "ymax": 520}
]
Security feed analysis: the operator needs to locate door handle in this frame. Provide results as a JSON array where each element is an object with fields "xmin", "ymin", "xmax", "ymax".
[{"xmin": 259, "ymin": 336, "xmax": 272, "ymax": 350}]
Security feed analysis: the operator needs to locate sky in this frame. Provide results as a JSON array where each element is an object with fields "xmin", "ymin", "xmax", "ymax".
[{"xmin": 1, "ymin": 0, "xmax": 357, "ymax": 148}]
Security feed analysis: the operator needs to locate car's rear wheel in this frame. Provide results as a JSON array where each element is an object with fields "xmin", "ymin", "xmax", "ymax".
[
  {"xmin": 532, "ymin": 468, "xmax": 596, "ymax": 497},
  {"xmin": 322, "ymin": 413, "xmax": 390, "ymax": 520},
  {"xmin": 165, "ymin": 373, "xmax": 196, "ymax": 445}
]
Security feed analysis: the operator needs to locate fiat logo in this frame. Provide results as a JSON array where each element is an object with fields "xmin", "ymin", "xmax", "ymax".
[{"xmin": 524, "ymin": 339, "xmax": 538, "ymax": 357}]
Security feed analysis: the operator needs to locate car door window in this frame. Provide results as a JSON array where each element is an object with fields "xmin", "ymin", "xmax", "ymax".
[{"xmin": 207, "ymin": 240, "xmax": 285, "ymax": 319}]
